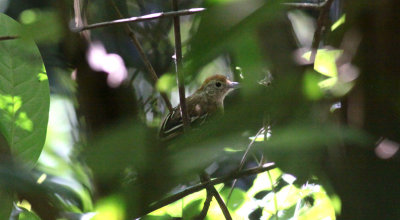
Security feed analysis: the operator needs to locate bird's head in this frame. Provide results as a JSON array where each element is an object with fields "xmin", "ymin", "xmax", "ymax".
[{"xmin": 198, "ymin": 75, "xmax": 239, "ymax": 102}]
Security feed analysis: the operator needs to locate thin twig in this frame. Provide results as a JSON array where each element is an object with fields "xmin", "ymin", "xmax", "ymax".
[
  {"xmin": 140, "ymin": 163, "xmax": 276, "ymax": 218},
  {"xmin": 227, "ymin": 127, "xmax": 265, "ymax": 203},
  {"xmin": 0, "ymin": 36, "xmax": 18, "ymax": 41},
  {"xmin": 200, "ymin": 173, "xmax": 232, "ymax": 220},
  {"xmin": 268, "ymin": 170, "xmax": 279, "ymax": 220},
  {"xmin": 74, "ymin": 8, "xmax": 205, "ymax": 32},
  {"xmin": 110, "ymin": 0, "xmax": 173, "ymax": 112},
  {"xmin": 282, "ymin": 1, "xmax": 326, "ymax": 10},
  {"xmin": 310, "ymin": 0, "xmax": 335, "ymax": 61},
  {"xmin": 172, "ymin": 0, "xmax": 190, "ymax": 130}
]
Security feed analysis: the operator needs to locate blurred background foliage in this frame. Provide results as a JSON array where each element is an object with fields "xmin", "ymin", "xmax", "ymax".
[{"xmin": 0, "ymin": 0, "xmax": 399, "ymax": 219}]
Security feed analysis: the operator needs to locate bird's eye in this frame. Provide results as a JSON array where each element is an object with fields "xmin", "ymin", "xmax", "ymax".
[{"xmin": 215, "ymin": 82, "xmax": 222, "ymax": 88}]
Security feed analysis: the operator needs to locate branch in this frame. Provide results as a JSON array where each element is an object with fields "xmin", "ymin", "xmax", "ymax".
[
  {"xmin": 0, "ymin": 36, "xmax": 18, "ymax": 41},
  {"xmin": 110, "ymin": 0, "xmax": 173, "ymax": 112},
  {"xmin": 74, "ymin": 0, "xmax": 90, "ymax": 40},
  {"xmin": 310, "ymin": 0, "xmax": 335, "ymax": 61},
  {"xmin": 172, "ymin": 0, "xmax": 190, "ymax": 130},
  {"xmin": 200, "ymin": 173, "xmax": 232, "ymax": 220},
  {"xmin": 227, "ymin": 127, "xmax": 265, "ymax": 203},
  {"xmin": 282, "ymin": 2, "xmax": 326, "ymax": 10},
  {"xmin": 140, "ymin": 163, "xmax": 276, "ymax": 217},
  {"xmin": 74, "ymin": 8, "xmax": 205, "ymax": 32},
  {"xmin": 195, "ymin": 187, "xmax": 212, "ymax": 220}
]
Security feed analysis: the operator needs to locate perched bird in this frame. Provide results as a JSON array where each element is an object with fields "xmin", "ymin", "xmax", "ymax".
[{"xmin": 159, "ymin": 74, "xmax": 239, "ymax": 139}]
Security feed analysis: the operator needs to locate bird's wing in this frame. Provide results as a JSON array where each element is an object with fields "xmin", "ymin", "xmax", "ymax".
[{"xmin": 159, "ymin": 108, "xmax": 208, "ymax": 139}]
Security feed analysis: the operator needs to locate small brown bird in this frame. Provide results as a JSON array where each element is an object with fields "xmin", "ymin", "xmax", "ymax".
[{"xmin": 159, "ymin": 74, "xmax": 239, "ymax": 139}]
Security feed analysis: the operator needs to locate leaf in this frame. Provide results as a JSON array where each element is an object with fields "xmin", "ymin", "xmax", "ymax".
[
  {"xmin": 0, "ymin": 190, "xmax": 13, "ymax": 220},
  {"xmin": 0, "ymin": 13, "xmax": 50, "ymax": 166},
  {"xmin": 314, "ymin": 49, "xmax": 342, "ymax": 77},
  {"xmin": 19, "ymin": 9, "xmax": 63, "ymax": 44},
  {"xmin": 302, "ymin": 70, "xmax": 324, "ymax": 100},
  {"xmin": 331, "ymin": 14, "xmax": 346, "ymax": 31}
]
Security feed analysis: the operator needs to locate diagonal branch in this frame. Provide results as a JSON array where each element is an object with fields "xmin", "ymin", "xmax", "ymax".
[
  {"xmin": 227, "ymin": 127, "xmax": 265, "ymax": 203},
  {"xmin": 110, "ymin": 0, "xmax": 173, "ymax": 112},
  {"xmin": 139, "ymin": 163, "xmax": 276, "ymax": 218},
  {"xmin": 74, "ymin": 8, "xmax": 205, "ymax": 32},
  {"xmin": 172, "ymin": 0, "xmax": 190, "ymax": 130}
]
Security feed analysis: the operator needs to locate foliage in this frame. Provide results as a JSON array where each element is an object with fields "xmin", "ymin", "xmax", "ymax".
[{"xmin": 0, "ymin": 0, "xmax": 400, "ymax": 220}]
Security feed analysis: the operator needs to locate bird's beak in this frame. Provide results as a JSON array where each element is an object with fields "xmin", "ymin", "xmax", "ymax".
[{"xmin": 228, "ymin": 81, "xmax": 240, "ymax": 89}]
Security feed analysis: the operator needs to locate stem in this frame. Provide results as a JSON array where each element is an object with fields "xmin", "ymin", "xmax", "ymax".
[
  {"xmin": 200, "ymin": 173, "xmax": 232, "ymax": 220},
  {"xmin": 73, "ymin": 0, "xmax": 90, "ymax": 40},
  {"xmin": 74, "ymin": 8, "xmax": 205, "ymax": 32},
  {"xmin": 268, "ymin": 170, "xmax": 279, "ymax": 220},
  {"xmin": 196, "ymin": 188, "xmax": 212, "ymax": 220},
  {"xmin": 227, "ymin": 127, "xmax": 265, "ymax": 203},
  {"xmin": 310, "ymin": 0, "xmax": 335, "ymax": 61},
  {"xmin": 0, "ymin": 36, "xmax": 18, "ymax": 41},
  {"xmin": 172, "ymin": 0, "xmax": 190, "ymax": 130}
]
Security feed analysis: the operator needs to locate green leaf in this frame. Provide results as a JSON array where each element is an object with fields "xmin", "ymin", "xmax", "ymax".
[
  {"xmin": 19, "ymin": 9, "xmax": 63, "ymax": 44},
  {"xmin": 247, "ymin": 169, "xmax": 282, "ymax": 198},
  {"xmin": 156, "ymin": 73, "xmax": 176, "ymax": 93},
  {"xmin": 93, "ymin": 195, "xmax": 126, "ymax": 220},
  {"xmin": 0, "ymin": 190, "xmax": 13, "ymax": 220},
  {"xmin": 18, "ymin": 206, "xmax": 41, "ymax": 220},
  {"xmin": 302, "ymin": 49, "xmax": 342, "ymax": 78},
  {"xmin": 0, "ymin": 13, "xmax": 50, "ymax": 166},
  {"xmin": 302, "ymin": 70, "xmax": 324, "ymax": 100}
]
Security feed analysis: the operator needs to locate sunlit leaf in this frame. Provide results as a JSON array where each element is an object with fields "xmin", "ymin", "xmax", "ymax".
[
  {"xmin": 331, "ymin": 14, "xmax": 346, "ymax": 31},
  {"xmin": 303, "ymin": 70, "xmax": 324, "ymax": 100},
  {"xmin": 0, "ymin": 13, "xmax": 50, "ymax": 166},
  {"xmin": 149, "ymin": 189, "xmax": 207, "ymax": 218},
  {"xmin": 17, "ymin": 199, "xmax": 32, "ymax": 211},
  {"xmin": 302, "ymin": 49, "xmax": 342, "ymax": 78},
  {"xmin": 297, "ymin": 186, "xmax": 336, "ymax": 220},
  {"xmin": 247, "ymin": 169, "xmax": 282, "ymax": 198},
  {"xmin": 93, "ymin": 195, "xmax": 126, "ymax": 220},
  {"xmin": 156, "ymin": 73, "xmax": 176, "ymax": 93},
  {"xmin": 330, "ymin": 194, "xmax": 342, "ymax": 214},
  {"xmin": 314, "ymin": 49, "xmax": 342, "ymax": 77},
  {"xmin": 318, "ymin": 76, "xmax": 338, "ymax": 88}
]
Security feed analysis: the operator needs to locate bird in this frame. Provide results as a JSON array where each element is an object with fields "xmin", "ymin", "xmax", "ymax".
[{"xmin": 159, "ymin": 74, "xmax": 239, "ymax": 140}]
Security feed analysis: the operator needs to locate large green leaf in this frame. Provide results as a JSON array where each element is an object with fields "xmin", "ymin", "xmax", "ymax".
[
  {"xmin": 0, "ymin": 13, "xmax": 50, "ymax": 166},
  {"xmin": 0, "ymin": 190, "xmax": 13, "ymax": 219}
]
